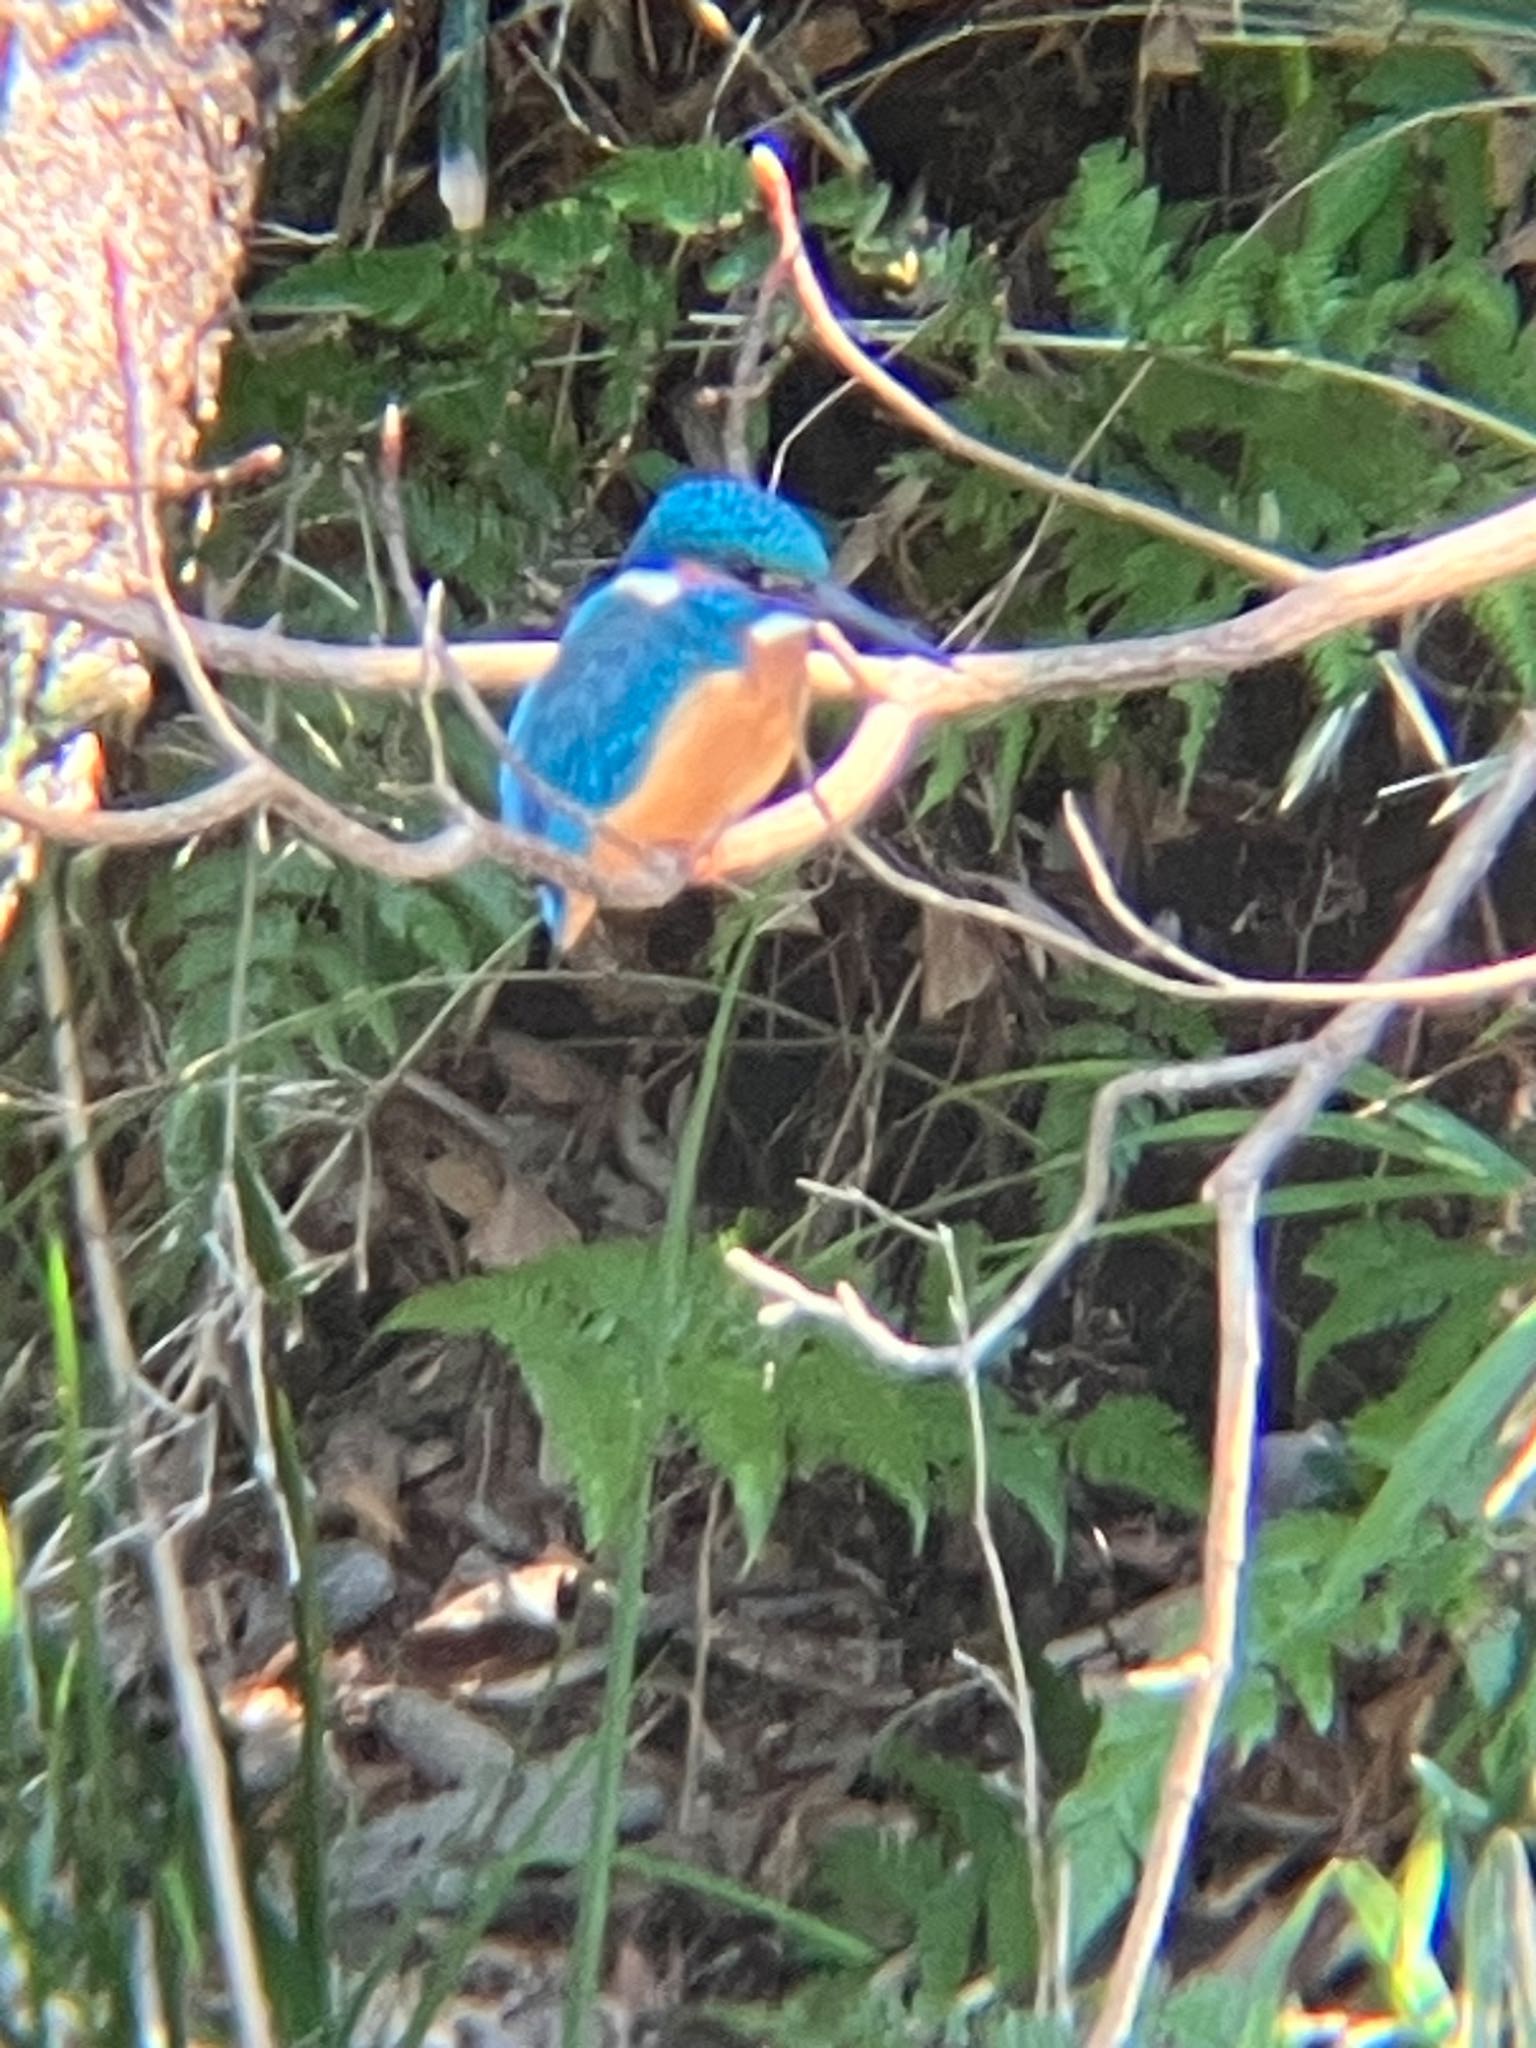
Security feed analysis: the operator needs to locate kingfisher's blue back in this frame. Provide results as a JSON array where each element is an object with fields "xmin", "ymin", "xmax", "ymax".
[{"xmin": 500, "ymin": 569, "xmax": 792, "ymax": 850}]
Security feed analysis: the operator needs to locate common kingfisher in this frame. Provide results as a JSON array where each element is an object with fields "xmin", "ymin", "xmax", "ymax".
[{"xmin": 500, "ymin": 473, "xmax": 931, "ymax": 950}]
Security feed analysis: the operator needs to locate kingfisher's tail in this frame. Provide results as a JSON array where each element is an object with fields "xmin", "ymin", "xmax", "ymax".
[{"xmin": 539, "ymin": 881, "xmax": 598, "ymax": 954}]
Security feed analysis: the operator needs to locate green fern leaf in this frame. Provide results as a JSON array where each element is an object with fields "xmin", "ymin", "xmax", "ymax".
[
  {"xmin": 591, "ymin": 143, "xmax": 752, "ymax": 234},
  {"xmin": 251, "ymin": 244, "xmax": 451, "ymax": 325},
  {"xmin": 1467, "ymin": 574, "xmax": 1536, "ymax": 692},
  {"xmin": 1050, "ymin": 142, "xmax": 1174, "ymax": 330},
  {"xmin": 1156, "ymin": 232, "xmax": 1275, "ymax": 350},
  {"xmin": 389, "ymin": 1251, "xmax": 651, "ymax": 1547},
  {"xmin": 1068, "ymin": 1395, "xmax": 1206, "ymax": 1513},
  {"xmin": 490, "ymin": 195, "xmax": 617, "ymax": 290},
  {"xmin": 914, "ymin": 720, "xmax": 972, "ymax": 821},
  {"xmin": 668, "ymin": 1319, "xmax": 786, "ymax": 1558},
  {"xmin": 1303, "ymin": 628, "xmax": 1377, "ymax": 706},
  {"xmin": 986, "ymin": 1420, "xmax": 1069, "ymax": 1568},
  {"xmin": 1348, "ymin": 1269, "xmax": 1520, "ymax": 1468},
  {"xmin": 1299, "ymin": 1214, "xmax": 1517, "ymax": 1394},
  {"xmin": 775, "ymin": 1344, "xmax": 941, "ymax": 1545}
]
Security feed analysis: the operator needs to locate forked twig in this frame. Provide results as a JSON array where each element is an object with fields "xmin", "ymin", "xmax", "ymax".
[
  {"xmin": 728, "ymin": 1042, "xmax": 1302, "ymax": 1379},
  {"xmin": 1088, "ymin": 713, "xmax": 1536, "ymax": 2041}
]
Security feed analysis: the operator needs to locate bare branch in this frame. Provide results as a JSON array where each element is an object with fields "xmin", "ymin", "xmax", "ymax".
[{"xmin": 5, "ymin": 470, "xmax": 1536, "ymax": 724}]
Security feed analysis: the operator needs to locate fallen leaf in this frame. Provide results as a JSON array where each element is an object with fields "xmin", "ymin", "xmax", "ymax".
[
  {"xmin": 920, "ymin": 903, "xmax": 999, "ymax": 1020},
  {"xmin": 426, "ymin": 1149, "xmax": 500, "ymax": 1222},
  {"xmin": 490, "ymin": 1029, "xmax": 610, "ymax": 1111},
  {"xmin": 413, "ymin": 1547, "xmax": 584, "ymax": 1637},
  {"xmin": 426, "ymin": 1149, "xmax": 579, "ymax": 1268},
  {"xmin": 315, "ymin": 1415, "xmax": 407, "ymax": 1549},
  {"xmin": 466, "ymin": 1171, "xmax": 580, "ymax": 1270}
]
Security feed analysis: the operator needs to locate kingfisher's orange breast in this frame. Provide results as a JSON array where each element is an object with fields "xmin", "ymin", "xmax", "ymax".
[{"xmin": 586, "ymin": 661, "xmax": 805, "ymax": 883}]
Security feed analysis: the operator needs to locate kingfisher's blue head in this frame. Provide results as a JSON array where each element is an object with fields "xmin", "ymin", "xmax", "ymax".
[
  {"xmin": 621, "ymin": 474, "xmax": 832, "ymax": 584},
  {"xmin": 620, "ymin": 472, "xmax": 935, "ymax": 659}
]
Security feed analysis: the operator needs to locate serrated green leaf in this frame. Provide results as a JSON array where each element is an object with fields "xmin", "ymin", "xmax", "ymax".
[
  {"xmin": 914, "ymin": 719, "xmax": 973, "ymax": 820},
  {"xmin": 1298, "ymin": 1214, "xmax": 1504, "ymax": 1389},
  {"xmin": 1467, "ymin": 575, "xmax": 1536, "ymax": 694},
  {"xmin": 913, "ymin": 1858, "xmax": 980, "ymax": 2011},
  {"xmin": 1069, "ymin": 1395, "xmax": 1206, "ymax": 1514},
  {"xmin": 1052, "ymin": 1689, "xmax": 1175, "ymax": 1959},
  {"xmin": 389, "ymin": 1253, "xmax": 650, "ymax": 1547},
  {"xmin": 988, "ymin": 1418, "xmax": 1068, "ymax": 1568},
  {"xmin": 591, "ymin": 144, "xmax": 752, "ymax": 234},
  {"xmin": 489, "ymin": 196, "xmax": 617, "ymax": 290},
  {"xmin": 775, "ymin": 1341, "xmax": 939, "ymax": 1543},
  {"xmin": 668, "ymin": 1329, "xmax": 786, "ymax": 1561},
  {"xmin": 1051, "ymin": 141, "xmax": 1174, "ymax": 330},
  {"xmin": 252, "ymin": 245, "xmax": 451, "ymax": 326}
]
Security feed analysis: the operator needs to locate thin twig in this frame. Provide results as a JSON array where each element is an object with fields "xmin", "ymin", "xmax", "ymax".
[
  {"xmin": 943, "ymin": 1235, "xmax": 1055, "ymax": 2015},
  {"xmin": 374, "ymin": 401, "xmax": 428, "ymax": 633},
  {"xmin": 748, "ymin": 815, "xmax": 1536, "ymax": 1015},
  {"xmin": 721, "ymin": 257, "xmax": 786, "ymax": 479},
  {"xmin": 686, "ymin": 2, "xmax": 868, "ymax": 174},
  {"xmin": 728, "ymin": 1044, "xmax": 1302, "ymax": 1378}
]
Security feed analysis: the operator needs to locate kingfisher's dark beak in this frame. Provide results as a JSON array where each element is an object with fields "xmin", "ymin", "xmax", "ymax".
[{"xmin": 802, "ymin": 578, "xmax": 946, "ymax": 660}]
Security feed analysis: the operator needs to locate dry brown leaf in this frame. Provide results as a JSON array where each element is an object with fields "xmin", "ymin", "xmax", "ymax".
[
  {"xmin": 1140, "ymin": 2, "xmax": 1202, "ymax": 84},
  {"xmin": 1489, "ymin": 104, "xmax": 1536, "ymax": 213},
  {"xmin": 315, "ymin": 1416, "xmax": 407, "ymax": 1549},
  {"xmin": 489, "ymin": 1029, "xmax": 610, "ymax": 1110},
  {"xmin": 1496, "ymin": 220, "xmax": 1536, "ymax": 275},
  {"xmin": 426, "ymin": 1149, "xmax": 502, "ymax": 1222},
  {"xmin": 466, "ymin": 1172, "xmax": 580, "ymax": 1270},
  {"xmin": 920, "ymin": 902, "xmax": 999, "ymax": 1020},
  {"xmin": 414, "ymin": 1547, "xmax": 583, "ymax": 1637}
]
